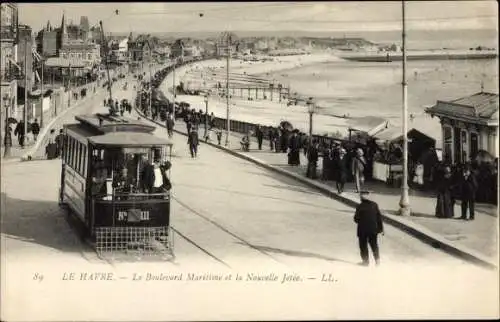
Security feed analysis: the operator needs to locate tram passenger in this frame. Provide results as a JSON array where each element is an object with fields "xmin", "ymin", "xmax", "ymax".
[
  {"xmin": 113, "ymin": 167, "xmax": 135, "ymax": 194},
  {"xmin": 92, "ymin": 167, "xmax": 109, "ymax": 196},
  {"xmin": 141, "ymin": 157, "xmax": 171, "ymax": 196}
]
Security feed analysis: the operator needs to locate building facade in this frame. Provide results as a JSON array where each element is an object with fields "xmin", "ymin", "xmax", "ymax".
[
  {"xmin": 128, "ymin": 35, "xmax": 153, "ymax": 63},
  {"xmin": 426, "ymin": 92, "xmax": 499, "ymax": 164},
  {"xmin": 1, "ymin": 3, "xmax": 19, "ymax": 125},
  {"xmin": 59, "ymin": 41, "xmax": 100, "ymax": 66},
  {"xmin": 16, "ymin": 24, "xmax": 34, "ymax": 91}
]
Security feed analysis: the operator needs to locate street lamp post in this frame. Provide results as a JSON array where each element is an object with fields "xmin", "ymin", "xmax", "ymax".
[
  {"xmin": 40, "ymin": 57, "xmax": 44, "ymax": 128},
  {"xmin": 3, "ymin": 93, "xmax": 12, "ymax": 157},
  {"xmin": 306, "ymin": 97, "xmax": 315, "ymax": 139},
  {"xmin": 148, "ymin": 61, "xmax": 152, "ymax": 117},
  {"xmin": 399, "ymin": 0, "xmax": 411, "ymax": 216},
  {"xmin": 204, "ymin": 92, "xmax": 209, "ymax": 139},
  {"xmin": 172, "ymin": 58, "xmax": 176, "ymax": 111},
  {"xmin": 225, "ymin": 33, "xmax": 231, "ymax": 147}
]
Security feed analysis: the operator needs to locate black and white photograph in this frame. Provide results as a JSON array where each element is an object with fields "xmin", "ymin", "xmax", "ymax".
[{"xmin": 1, "ymin": 1, "xmax": 498, "ymax": 320}]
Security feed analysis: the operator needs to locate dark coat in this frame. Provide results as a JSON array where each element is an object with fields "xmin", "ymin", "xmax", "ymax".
[
  {"xmin": 307, "ymin": 146, "xmax": 319, "ymax": 163},
  {"xmin": 354, "ymin": 199, "xmax": 384, "ymax": 237},
  {"xmin": 141, "ymin": 164, "xmax": 171, "ymax": 192},
  {"xmin": 256, "ymin": 128, "xmax": 264, "ymax": 140},
  {"xmin": 456, "ymin": 173, "xmax": 478, "ymax": 200},
  {"xmin": 14, "ymin": 122, "xmax": 25, "ymax": 137},
  {"xmin": 435, "ymin": 177, "xmax": 455, "ymax": 218},
  {"xmin": 289, "ymin": 135, "xmax": 301, "ymax": 151},
  {"xmin": 188, "ymin": 131, "xmax": 199, "ymax": 146},
  {"xmin": 336, "ymin": 156, "xmax": 349, "ymax": 183},
  {"xmin": 31, "ymin": 122, "xmax": 40, "ymax": 135}
]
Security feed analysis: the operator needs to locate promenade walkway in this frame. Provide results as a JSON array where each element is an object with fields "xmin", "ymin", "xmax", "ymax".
[
  {"xmin": 1, "ymin": 82, "xmax": 101, "ymax": 163},
  {"xmin": 142, "ymin": 111, "xmax": 498, "ymax": 266}
]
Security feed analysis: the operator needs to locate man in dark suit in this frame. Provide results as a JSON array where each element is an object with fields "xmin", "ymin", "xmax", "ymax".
[
  {"xmin": 187, "ymin": 128, "xmax": 199, "ymax": 158},
  {"xmin": 457, "ymin": 165, "xmax": 478, "ymax": 220},
  {"xmin": 255, "ymin": 125, "xmax": 264, "ymax": 150},
  {"xmin": 336, "ymin": 148, "xmax": 349, "ymax": 194},
  {"xmin": 306, "ymin": 140, "xmax": 319, "ymax": 179},
  {"xmin": 354, "ymin": 191, "xmax": 384, "ymax": 266},
  {"xmin": 141, "ymin": 157, "xmax": 172, "ymax": 194}
]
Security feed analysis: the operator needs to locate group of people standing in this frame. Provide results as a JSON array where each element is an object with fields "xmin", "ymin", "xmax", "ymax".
[
  {"xmin": 435, "ymin": 163, "xmax": 479, "ymax": 220},
  {"xmin": 5, "ymin": 118, "xmax": 41, "ymax": 149}
]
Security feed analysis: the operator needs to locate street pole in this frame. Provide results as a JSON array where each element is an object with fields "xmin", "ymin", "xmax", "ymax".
[
  {"xmin": 225, "ymin": 34, "xmax": 231, "ymax": 147},
  {"xmin": 99, "ymin": 21, "xmax": 113, "ymax": 108},
  {"xmin": 204, "ymin": 95, "xmax": 208, "ymax": 139},
  {"xmin": 309, "ymin": 111, "xmax": 313, "ymax": 138},
  {"xmin": 148, "ymin": 62, "xmax": 152, "ymax": 117},
  {"xmin": 3, "ymin": 94, "xmax": 11, "ymax": 157},
  {"xmin": 40, "ymin": 57, "xmax": 44, "ymax": 128},
  {"xmin": 23, "ymin": 38, "xmax": 28, "ymax": 139},
  {"xmin": 399, "ymin": 0, "xmax": 411, "ymax": 216},
  {"xmin": 68, "ymin": 63, "xmax": 71, "ymax": 107},
  {"xmin": 172, "ymin": 60, "xmax": 176, "ymax": 109}
]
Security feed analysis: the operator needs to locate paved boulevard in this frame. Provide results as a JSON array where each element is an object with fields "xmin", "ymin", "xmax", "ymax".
[{"xmin": 1, "ymin": 85, "xmax": 497, "ymax": 320}]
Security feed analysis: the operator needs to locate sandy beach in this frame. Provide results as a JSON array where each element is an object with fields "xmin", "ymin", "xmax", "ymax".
[
  {"xmin": 160, "ymin": 53, "xmax": 356, "ymax": 137},
  {"xmin": 160, "ymin": 52, "xmax": 498, "ymax": 146}
]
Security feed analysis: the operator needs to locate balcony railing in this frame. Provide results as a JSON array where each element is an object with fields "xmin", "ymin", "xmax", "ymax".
[
  {"xmin": 0, "ymin": 29, "xmax": 16, "ymax": 42},
  {"xmin": 0, "ymin": 67, "xmax": 21, "ymax": 83}
]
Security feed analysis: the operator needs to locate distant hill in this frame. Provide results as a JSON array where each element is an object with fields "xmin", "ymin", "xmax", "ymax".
[{"xmin": 109, "ymin": 30, "xmax": 384, "ymax": 40}]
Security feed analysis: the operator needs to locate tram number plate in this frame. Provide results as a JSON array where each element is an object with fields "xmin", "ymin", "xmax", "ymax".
[{"xmin": 117, "ymin": 209, "xmax": 150, "ymax": 222}]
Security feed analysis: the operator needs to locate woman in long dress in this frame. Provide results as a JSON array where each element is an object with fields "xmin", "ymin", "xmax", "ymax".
[{"xmin": 435, "ymin": 166, "xmax": 455, "ymax": 218}]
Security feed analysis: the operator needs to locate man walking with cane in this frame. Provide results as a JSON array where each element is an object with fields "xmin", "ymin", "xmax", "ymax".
[{"xmin": 354, "ymin": 191, "xmax": 384, "ymax": 266}]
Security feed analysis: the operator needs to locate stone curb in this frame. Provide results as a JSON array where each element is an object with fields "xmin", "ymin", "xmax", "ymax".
[{"xmin": 135, "ymin": 100, "xmax": 497, "ymax": 269}]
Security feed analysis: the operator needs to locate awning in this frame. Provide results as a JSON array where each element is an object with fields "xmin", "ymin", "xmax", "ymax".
[
  {"xmin": 373, "ymin": 126, "xmax": 404, "ymax": 142},
  {"xmin": 347, "ymin": 116, "xmax": 388, "ymax": 136},
  {"xmin": 374, "ymin": 126, "xmax": 436, "ymax": 145}
]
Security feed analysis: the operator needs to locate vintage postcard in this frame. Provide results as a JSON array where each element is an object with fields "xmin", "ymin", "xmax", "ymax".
[{"xmin": 1, "ymin": 1, "xmax": 498, "ymax": 321}]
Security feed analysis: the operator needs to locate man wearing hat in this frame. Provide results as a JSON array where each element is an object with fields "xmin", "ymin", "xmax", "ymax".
[
  {"xmin": 354, "ymin": 191, "xmax": 384, "ymax": 266},
  {"xmin": 187, "ymin": 127, "xmax": 199, "ymax": 158},
  {"xmin": 335, "ymin": 147, "xmax": 349, "ymax": 194},
  {"xmin": 456, "ymin": 164, "xmax": 478, "ymax": 220}
]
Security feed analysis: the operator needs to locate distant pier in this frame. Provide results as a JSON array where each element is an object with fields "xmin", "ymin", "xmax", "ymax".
[{"xmin": 339, "ymin": 50, "xmax": 498, "ymax": 62}]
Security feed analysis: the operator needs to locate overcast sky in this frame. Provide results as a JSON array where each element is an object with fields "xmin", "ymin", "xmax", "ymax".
[{"xmin": 18, "ymin": 1, "xmax": 498, "ymax": 33}]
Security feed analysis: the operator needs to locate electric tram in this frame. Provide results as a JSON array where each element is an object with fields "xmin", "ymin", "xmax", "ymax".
[{"xmin": 59, "ymin": 112, "xmax": 174, "ymax": 258}]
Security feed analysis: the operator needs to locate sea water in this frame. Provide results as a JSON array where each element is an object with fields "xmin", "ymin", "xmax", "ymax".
[{"xmin": 263, "ymin": 30, "xmax": 498, "ymax": 142}]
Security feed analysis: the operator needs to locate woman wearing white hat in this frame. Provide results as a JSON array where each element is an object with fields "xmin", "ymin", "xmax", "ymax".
[{"xmin": 351, "ymin": 148, "xmax": 367, "ymax": 193}]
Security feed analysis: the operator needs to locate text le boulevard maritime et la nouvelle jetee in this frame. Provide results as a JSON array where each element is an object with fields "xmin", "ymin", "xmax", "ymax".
[{"xmin": 33, "ymin": 272, "xmax": 339, "ymax": 284}]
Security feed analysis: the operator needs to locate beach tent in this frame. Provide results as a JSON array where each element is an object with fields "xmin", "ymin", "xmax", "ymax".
[
  {"xmin": 347, "ymin": 116, "xmax": 388, "ymax": 138},
  {"xmin": 374, "ymin": 126, "xmax": 436, "ymax": 162}
]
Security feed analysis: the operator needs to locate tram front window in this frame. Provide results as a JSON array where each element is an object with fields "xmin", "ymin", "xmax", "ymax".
[{"xmin": 91, "ymin": 147, "xmax": 171, "ymax": 198}]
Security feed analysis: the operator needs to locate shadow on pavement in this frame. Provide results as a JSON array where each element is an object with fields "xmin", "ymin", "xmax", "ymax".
[
  {"xmin": 0, "ymin": 192, "xmax": 86, "ymax": 253},
  {"xmin": 246, "ymin": 243, "xmax": 359, "ymax": 266}
]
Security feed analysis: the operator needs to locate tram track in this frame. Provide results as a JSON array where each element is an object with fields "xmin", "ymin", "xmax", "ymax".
[
  {"xmin": 169, "ymin": 226, "xmax": 230, "ymax": 268},
  {"xmin": 171, "ymin": 194, "xmax": 288, "ymax": 268}
]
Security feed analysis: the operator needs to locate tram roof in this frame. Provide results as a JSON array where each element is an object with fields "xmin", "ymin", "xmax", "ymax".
[
  {"xmin": 89, "ymin": 131, "xmax": 172, "ymax": 147},
  {"xmin": 65, "ymin": 120, "xmax": 172, "ymax": 148},
  {"xmin": 75, "ymin": 114, "xmax": 156, "ymax": 134}
]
